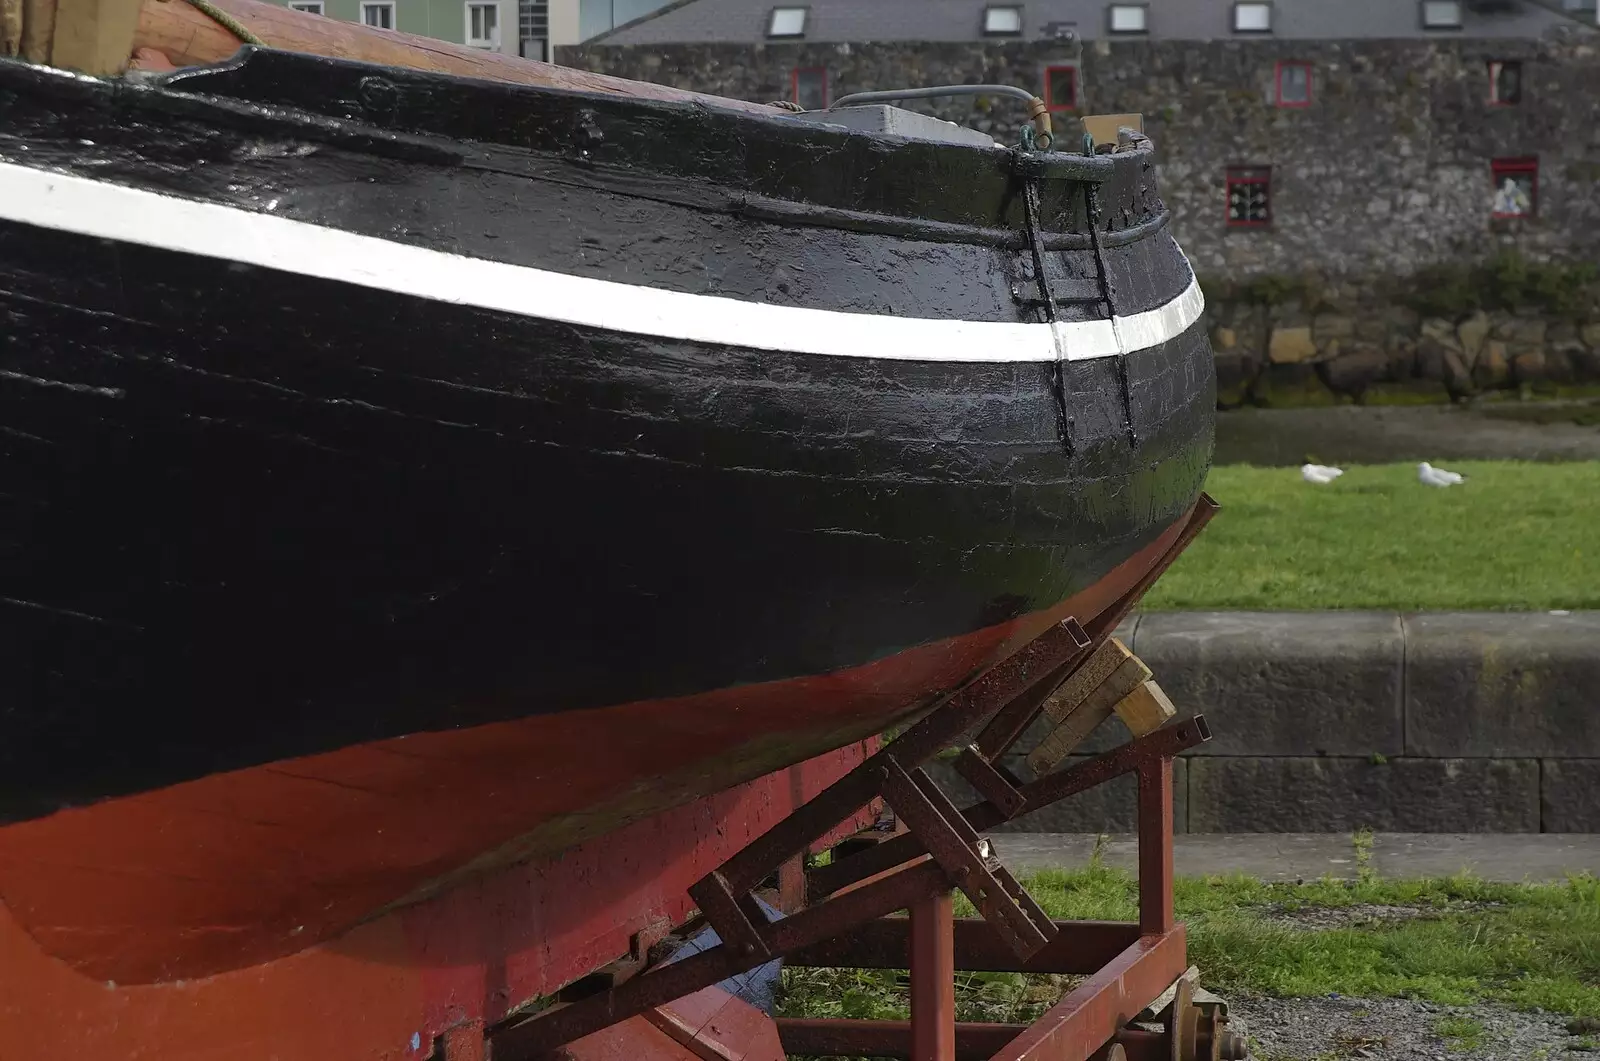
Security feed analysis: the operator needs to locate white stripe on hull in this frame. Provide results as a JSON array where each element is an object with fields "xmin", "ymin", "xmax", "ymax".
[{"xmin": 0, "ymin": 160, "xmax": 1204, "ymax": 364}]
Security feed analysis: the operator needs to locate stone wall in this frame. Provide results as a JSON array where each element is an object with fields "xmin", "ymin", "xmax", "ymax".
[
  {"xmin": 922, "ymin": 612, "xmax": 1600, "ymax": 834},
  {"xmin": 1205, "ymin": 264, "xmax": 1600, "ymax": 406},
  {"xmin": 561, "ymin": 31, "xmax": 1600, "ymax": 402}
]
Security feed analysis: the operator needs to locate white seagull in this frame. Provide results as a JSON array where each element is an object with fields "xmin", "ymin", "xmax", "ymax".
[
  {"xmin": 1301, "ymin": 463, "xmax": 1344, "ymax": 484},
  {"xmin": 1418, "ymin": 461, "xmax": 1466, "ymax": 487}
]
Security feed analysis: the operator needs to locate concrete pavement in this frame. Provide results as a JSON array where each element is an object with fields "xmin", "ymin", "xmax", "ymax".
[{"xmin": 990, "ymin": 832, "xmax": 1600, "ymax": 882}]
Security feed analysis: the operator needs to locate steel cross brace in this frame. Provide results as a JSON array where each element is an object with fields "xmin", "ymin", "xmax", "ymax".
[
  {"xmin": 779, "ymin": 717, "xmax": 1199, "ymax": 1061},
  {"xmin": 489, "ymin": 733, "xmax": 1206, "ymax": 1061},
  {"xmin": 490, "ymin": 719, "xmax": 1205, "ymax": 1061},
  {"xmin": 490, "ymin": 620, "xmax": 1097, "ymax": 1059},
  {"xmin": 776, "ymin": 930, "xmax": 1189, "ymax": 1061},
  {"xmin": 807, "ymin": 717, "xmax": 1209, "ymax": 902},
  {"xmin": 487, "ymin": 496, "xmax": 1218, "ymax": 1061}
]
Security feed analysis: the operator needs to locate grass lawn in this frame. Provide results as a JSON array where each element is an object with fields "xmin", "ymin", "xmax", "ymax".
[
  {"xmin": 776, "ymin": 862, "xmax": 1600, "ymax": 1026},
  {"xmin": 1139, "ymin": 461, "xmax": 1600, "ymax": 611}
]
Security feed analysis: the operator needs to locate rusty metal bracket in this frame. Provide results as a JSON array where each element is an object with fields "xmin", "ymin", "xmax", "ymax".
[
  {"xmin": 969, "ymin": 678, "xmax": 1057, "ymax": 765},
  {"xmin": 809, "ymin": 717, "xmax": 1209, "ymax": 900},
  {"xmin": 909, "ymin": 769, "xmax": 1054, "ymax": 947},
  {"xmin": 686, "ymin": 871, "xmax": 772, "ymax": 962},
  {"xmin": 879, "ymin": 757, "xmax": 1052, "ymax": 959},
  {"xmin": 951, "ymin": 746, "xmax": 1027, "ymax": 818}
]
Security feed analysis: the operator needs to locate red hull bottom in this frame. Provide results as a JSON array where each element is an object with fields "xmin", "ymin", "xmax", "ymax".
[
  {"xmin": 0, "ymin": 744, "xmax": 877, "ymax": 1061},
  {"xmin": 0, "ymin": 513, "xmax": 1193, "ymax": 1058}
]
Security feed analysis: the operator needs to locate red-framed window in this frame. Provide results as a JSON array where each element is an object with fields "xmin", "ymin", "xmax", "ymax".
[
  {"xmin": 1491, "ymin": 157, "xmax": 1537, "ymax": 218},
  {"xmin": 1275, "ymin": 61, "xmax": 1311, "ymax": 107},
  {"xmin": 1044, "ymin": 64, "xmax": 1078, "ymax": 111},
  {"xmin": 791, "ymin": 66, "xmax": 828, "ymax": 110},
  {"xmin": 1488, "ymin": 60, "xmax": 1522, "ymax": 106},
  {"xmin": 1226, "ymin": 166, "xmax": 1271, "ymax": 227}
]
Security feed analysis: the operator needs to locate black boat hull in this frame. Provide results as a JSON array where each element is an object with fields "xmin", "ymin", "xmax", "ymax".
[
  {"xmin": 0, "ymin": 49, "xmax": 1213, "ymax": 979},
  {"xmin": 0, "ymin": 51, "xmax": 1213, "ymax": 826}
]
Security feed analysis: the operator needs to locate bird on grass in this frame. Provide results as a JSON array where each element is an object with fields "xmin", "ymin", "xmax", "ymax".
[
  {"xmin": 1418, "ymin": 461, "xmax": 1465, "ymax": 487},
  {"xmin": 1300, "ymin": 463, "xmax": 1344, "ymax": 484}
]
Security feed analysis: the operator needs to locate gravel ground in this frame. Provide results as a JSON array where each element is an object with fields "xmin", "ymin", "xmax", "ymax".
[
  {"xmin": 1257, "ymin": 902, "xmax": 1507, "ymax": 931},
  {"xmin": 1230, "ymin": 994, "xmax": 1588, "ymax": 1061}
]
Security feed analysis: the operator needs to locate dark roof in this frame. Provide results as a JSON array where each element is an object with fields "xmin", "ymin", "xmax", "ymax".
[{"xmin": 591, "ymin": 0, "xmax": 1580, "ymax": 46}]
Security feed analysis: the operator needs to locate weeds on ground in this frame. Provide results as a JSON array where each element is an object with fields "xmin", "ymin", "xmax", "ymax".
[
  {"xmin": 1435, "ymin": 1015, "xmax": 1485, "ymax": 1051},
  {"xmin": 1332, "ymin": 1031, "xmax": 1390, "ymax": 1053},
  {"xmin": 776, "ymin": 861, "xmax": 1600, "ymax": 1023},
  {"xmin": 1352, "ymin": 828, "xmax": 1375, "ymax": 883}
]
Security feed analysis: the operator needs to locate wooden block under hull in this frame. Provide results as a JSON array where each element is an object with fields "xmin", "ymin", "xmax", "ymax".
[
  {"xmin": 1114, "ymin": 681, "xmax": 1177, "ymax": 738},
  {"xmin": 1027, "ymin": 640, "xmax": 1152, "ymax": 774}
]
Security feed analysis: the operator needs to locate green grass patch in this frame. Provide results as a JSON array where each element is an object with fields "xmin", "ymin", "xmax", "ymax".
[
  {"xmin": 1139, "ymin": 461, "xmax": 1600, "ymax": 611},
  {"xmin": 1436, "ymin": 1015, "xmax": 1485, "ymax": 1051},
  {"xmin": 776, "ymin": 865, "xmax": 1600, "ymax": 1025}
]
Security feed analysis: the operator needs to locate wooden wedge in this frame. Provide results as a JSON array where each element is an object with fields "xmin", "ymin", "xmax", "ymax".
[
  {"xmin": 1113, "ymin": 680, "xmax": 1176, "ymax": 738},
  {"xmin": 1026, "ymin": 638, "xmax": 1151, "ymax": 775}
]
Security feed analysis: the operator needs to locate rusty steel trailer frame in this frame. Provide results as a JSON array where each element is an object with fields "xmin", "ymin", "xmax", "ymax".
[{"xmin": 477, "ymin": 496, "xmax": 1220, "ymax": 1061}]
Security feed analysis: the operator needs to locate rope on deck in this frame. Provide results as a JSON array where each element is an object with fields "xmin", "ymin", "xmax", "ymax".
[{"xmin": 181, "ymin": 0, "xmax": 265, "ymax": 47}]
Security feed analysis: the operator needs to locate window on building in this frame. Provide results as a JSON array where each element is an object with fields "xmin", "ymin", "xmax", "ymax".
[
  {"xmin": 519, "ymin": 0, "xmax": 548, "ymax": 57},
  {"xmin": 1420, "ymin": 0, "xmax": 1461, "ymax": 28},
  {"xmin": 1488, "ymin": 60, "xmax": 1522, "ymax": 105},
  {"xmin": 983, "ymin": 5, "xmax": 1023, "ymax": 35},
  {"xmin": 360, "ymin": 1, "xmax": 395, "ymax": 27},
  {"xmin": 1491, "ymin": 157, "xmax": 1537, "ymax": 218},
  {"xmin": 1233, "ymin": 1, "xmax": 1271, "ymax": 32},
  {"xmin": 1275, "ymin": 61, "xmax": 1311, "ymax": 106},
  {"xmin": 791, "ymin": 66, "xmax": 827, "ymax": 110},
  {"xmin": 1226, "ymin": 166, "xmax": 1271, "ymax": 227},
  {"xmin": 581, "ymin": 0, "xmax": 662, "ymax": 40},
  {"xmin": 288, "ymin": 1, "xmax": 324, "ymax": 12},
  {"xmin": 1107, "ymin": 3, "xmax": 1146, "ymax": 33},
  {"xmin": 1043, "ymin": 64, "xmax": 1079, "ymax": 111},
  {"xmin": 766, "ymin": 6, "xmax": 806, "ymax": 36},
  {"xmin": 466, "ymin": 1, "xmax": 499, "ymax": 46}
]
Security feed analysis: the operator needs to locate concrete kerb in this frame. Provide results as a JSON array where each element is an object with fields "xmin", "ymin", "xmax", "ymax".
[{"xmin": 927, "ymin": 611, "xmax": 1600, "ymax": 834}]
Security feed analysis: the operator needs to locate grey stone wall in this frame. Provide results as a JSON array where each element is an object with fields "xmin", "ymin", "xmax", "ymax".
[
  {"xmin": 922, "ymin": 611, "xmax": 1600, "ymax": 834},
  {"xmin": 561, "ymin": 32, "xmax": 1600, "ymax": 401},
  {"xmin": 1211, "ymin": 302, "xmax": 1600, "ymax": 407},
  {"xmin": 560, "ymin": 31, "xmax": 1600, "ymax": 274}
]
